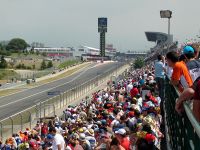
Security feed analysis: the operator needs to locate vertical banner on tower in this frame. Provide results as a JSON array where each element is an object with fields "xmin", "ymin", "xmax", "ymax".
[
  {"xmin": 98, "ymin": 18, "xmax": 107, "ymax": 33},
  {"xmin": 98, "ymin": 18, "xmax": 107, "ymax": 57}
]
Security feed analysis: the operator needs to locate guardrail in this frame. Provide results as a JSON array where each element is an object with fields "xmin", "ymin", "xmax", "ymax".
[
  {"xmin": 0, "ymin": 63, "xmax": 129, "ymax": 141},
  {"xmin": 165, "ymin": 77, "xmax": 200, "ymax": 150}
]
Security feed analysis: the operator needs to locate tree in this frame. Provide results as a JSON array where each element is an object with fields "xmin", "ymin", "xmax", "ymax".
[
  {"xmin": 32, "ymin": 64, "xmax": 35, "ymax": 70},
  {"xmin": 36, "ymin": 50, "xmax": 40, "ymax": 55},
  {"xmin": 0, "ymin": 42, "xmax": 7, "ymax": 51},
  {"xmin": 0, "ymin": 43, "xmax": 4, "ymax": 50},
  {"xmin": 0, "ymin": 55, "xmax": 8, "ymax": 68},
  {"xmin": 9, "ymin": 61, "xmax": 15, "ymax": 69},
  {"xmin": 6, "ymin": 38, "xmax": 28, "ymax": 51},
  {"xmin": 40, "ymin": 60, "xmax": 46, "ymax": 70},
  {"xmin": 134, "ymin": 57, "xmax": 144, "ymax": 69},
  {"xmin": 47, "ymin": 61, "xmax": 53, "ymax": 68}
]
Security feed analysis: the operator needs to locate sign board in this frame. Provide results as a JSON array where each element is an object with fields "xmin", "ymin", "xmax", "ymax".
[
  {"xmin": 98, "ymin": 18, "xmax": 107, "ymax": 33},
  {"xmin": 160, "ymin": 10, "xmax": 172, "ymax": 18},
  {"xmin": 98, "ymin": 18, "xmax": 107, "ymax": 27},
  {"xmin": 47, "ymin": 91, "xmax": 61, "ymax": 96}
]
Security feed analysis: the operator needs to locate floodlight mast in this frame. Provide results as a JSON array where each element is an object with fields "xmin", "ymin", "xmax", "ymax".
[{"xmin": 160, "ymin": 10, "xmax": 172, "ymax": 52}]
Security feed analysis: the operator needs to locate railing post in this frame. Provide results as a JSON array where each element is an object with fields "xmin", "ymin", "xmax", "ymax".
[
  {"xmin": 9, "ymin": 117, "xmax": 14, "ymax": 135},
  {"xmin": 75, "ymin": 86, "xmax": 77, "ymax": 98},
  {"xmin": 74, "ymin": 88, "xmax": 76, "ymax": 99},
  {"xmin": 60, "ymin": 94, "xmax": 62, "ymax": 108},
  {"xmin": 70, "ymin": 90, "xmax": 72, "ymax": 102},
  {"xmin": 78, "ymin": 86, "xmax": 80, "ymax": 97},
  {"xmin": 53, "ymin": 104, "xmax": 55, "ymax": 116},
  {"xmin": 66, "ymin": 91, "xmax": 68, "ymax": 104},
  {"xmin": 44, "ymin": 103, "xmax": 46, "ymax": 117},
  {"xmin": 63, "ymin": 93, "xmax": 65, "ymax": 106},
  {"xmin": 19, "ymin": 113, "xmax": 23, "ymax": 131},
  {"xmin": 40, "ymin": 102, "xmax": 42, "ymax": 119},
  {"xmin": 0, "ymin": 122, "xmax": 3, "ymax": 141},
  {"xmin": 81, "ymin": 85, "xmax": 83, "ymax": 95},
  {"xmin": 27, "ymin": 111, "xmax": 32, "ymax": 129}
]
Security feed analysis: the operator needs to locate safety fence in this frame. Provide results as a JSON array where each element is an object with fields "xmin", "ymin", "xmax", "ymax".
[
  {"xmin": 0, "ymin": 63, "xmax": 129, "ymax": 142},
  {"xmin": 165, "ymin": 77, "xmax": 200, "ymax": 150}
]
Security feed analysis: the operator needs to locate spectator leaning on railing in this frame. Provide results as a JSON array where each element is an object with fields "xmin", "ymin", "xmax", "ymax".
[
  {"xmin": 175, "ymin": 76, "xmax": 200, "ymax": 122},
  {"xmin": 166, "ymin": 51, "xmax": 193, "ymax": 92},
  {"xmin": 175, "ymin": 45, "xmax": 200, "ymax": 122}
]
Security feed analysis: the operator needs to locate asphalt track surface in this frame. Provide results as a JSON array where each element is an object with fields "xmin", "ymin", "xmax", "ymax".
[{"xmin": 0, "ymin": 62, "xmax": 124, "ymax": 120}]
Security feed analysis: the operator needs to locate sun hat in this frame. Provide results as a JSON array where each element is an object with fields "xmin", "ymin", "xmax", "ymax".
[{"xmin": 88, "ymin": 128, "xmax": 94, "ymax": 136}]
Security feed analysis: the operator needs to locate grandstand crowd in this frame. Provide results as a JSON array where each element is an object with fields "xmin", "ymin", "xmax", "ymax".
[{"xmin": 1, "ymin": 43, "xmax": 200, "ymax": 150}]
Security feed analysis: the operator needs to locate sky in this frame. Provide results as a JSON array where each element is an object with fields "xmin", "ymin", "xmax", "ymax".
[{"xmin": 0, "ymin": 0, "xmax": 200, "ymax": 52}]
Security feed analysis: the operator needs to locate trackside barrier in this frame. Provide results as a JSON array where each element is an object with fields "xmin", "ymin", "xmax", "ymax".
[
  {"xmin": 0, "ymin": 62, "xmax": 129, "ymax": 141},
  {"xmin": 165, "ymin": 77, "xmax": 200, "ymax": 150}
]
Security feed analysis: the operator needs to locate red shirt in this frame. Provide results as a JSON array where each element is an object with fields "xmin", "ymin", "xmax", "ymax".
[
  {"xmin": 41, "ymin": 125, "xmax": 48, "ymax": 135},
  {"xmin": 120, "ymin": 137, "xmax": 131, "ymax": 150},
  {"xmin": 130, "ymin": 87, "xmax": 139, "ymax": 98}
]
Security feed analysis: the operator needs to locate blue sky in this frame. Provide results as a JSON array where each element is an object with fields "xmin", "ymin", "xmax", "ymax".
[{"xmin": 0, "ymin": 0, "xmax": 200, "ymax": 52}]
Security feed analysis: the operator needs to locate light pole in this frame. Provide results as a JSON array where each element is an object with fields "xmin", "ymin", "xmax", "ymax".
[{"xmin": 160, "ymin": 10, "xmax": 172, "ymax": 53}]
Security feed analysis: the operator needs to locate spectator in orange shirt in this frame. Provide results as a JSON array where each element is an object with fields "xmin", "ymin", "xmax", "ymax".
[{"xmin": 166, "ymin": 51, "xmax": 193, "ymax": 92}]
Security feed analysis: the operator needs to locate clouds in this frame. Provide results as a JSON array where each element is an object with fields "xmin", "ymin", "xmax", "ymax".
[{"xmin": 0, "ymin": 0, "xmax": 200, "ymax": 51}]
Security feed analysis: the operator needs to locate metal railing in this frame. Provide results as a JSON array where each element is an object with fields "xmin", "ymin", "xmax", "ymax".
[
  {"xmin": 165, "ymin": 77, "xmax": 200, "ymax": 150},
  {"xmin": 0, "ymin": 63, "xmax": 129, "ymax": 141}
]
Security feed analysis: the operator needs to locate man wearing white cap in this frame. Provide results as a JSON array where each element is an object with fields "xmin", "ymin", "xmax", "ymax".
[{"xmin": 115, "ymin": 129, "xmax": 131, "ymax": 150}]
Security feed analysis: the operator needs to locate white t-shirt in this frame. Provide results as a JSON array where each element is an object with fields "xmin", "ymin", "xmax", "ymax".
[
  {"xmin": 52, "ymin": 134, "xmax": 65, "ymax": 150},
  {"xmin": 143, "ymin": 74, "xmax": 147, "ymax": 80},
  {"xmin": 55, "ymin": 126, "xmax": 63, "ymax": 134},
  {"xmin": 127, "ymin": 83, "xmax": 133, "ymax": 93}
]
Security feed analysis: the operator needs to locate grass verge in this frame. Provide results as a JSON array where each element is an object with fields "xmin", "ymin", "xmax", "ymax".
[
  {"xmin": 0, "ymin": 69, "xmax": 19, "ymax": 80},
  {"xmin": 0, "ymin": 89, "xmax": 22, "ymax": 96},
  {"xmin": 58, "ymin": 60, "xmax": 80, "ymax": 69}
]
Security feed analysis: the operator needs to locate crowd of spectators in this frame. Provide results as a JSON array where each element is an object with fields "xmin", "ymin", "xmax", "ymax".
[
  {"xmin": 2, "ymin": 43, "xmax": 200, "ymax": 150},
  {"xmin": 0, "ymin": 64, "xmax": 164, "ymax": 150}
]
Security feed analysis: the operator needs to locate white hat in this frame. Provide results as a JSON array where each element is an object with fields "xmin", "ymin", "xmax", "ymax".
[
  {"xmin": 115, "ymin": 129, "xmax": 126, "ymax": 135},
  {"xmin": 79, "ymin": 133, "xmax": 86, "ymax": 141},
  {"xmin": 82, "ymin": 127, "xmax": 87, "ymax": 131},
  {"xmin": 71, "ymin": 119, "xmax": 76, "ymax": 124}
]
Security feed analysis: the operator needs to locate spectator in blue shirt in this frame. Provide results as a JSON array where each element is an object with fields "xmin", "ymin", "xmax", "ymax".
[{"xmin": 154, "ymin": 55, "xmax": 165, "ymax": 115}]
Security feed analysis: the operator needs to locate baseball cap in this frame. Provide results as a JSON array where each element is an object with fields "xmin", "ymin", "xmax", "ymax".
[
  {"xmin": 128, "ymin": 111, "xmax": 135, "ymax": 118},
  {"xmin": 47, "ymin": 134, "xmax": 54, "ymax": 140},
  {"xmin": 115, "ymin": 128, "xmax": 126, "ymax": 135},
  {"xmin": 101, "ymin": 119, "xmax": 107, "ymax": 125},
  {"xmin": 183, "ymin": 45, "xmax": 195, "ymax": 54}
]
